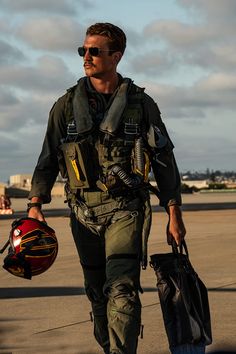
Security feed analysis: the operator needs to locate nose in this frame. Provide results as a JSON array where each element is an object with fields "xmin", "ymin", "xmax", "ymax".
[{"xmin": 84, "ymin": 48, "xmax": 92, "ymax": 60}]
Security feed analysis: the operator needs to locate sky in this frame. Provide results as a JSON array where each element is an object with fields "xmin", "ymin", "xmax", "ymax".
[{"xmin": 0, "ymin": 0, "xmax": 236, "ymax": 183}]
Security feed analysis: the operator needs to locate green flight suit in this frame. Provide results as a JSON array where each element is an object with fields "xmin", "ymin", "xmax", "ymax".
[{"xmin": 29, "ymin": 75, "xmax": 182, "ymax": 354}]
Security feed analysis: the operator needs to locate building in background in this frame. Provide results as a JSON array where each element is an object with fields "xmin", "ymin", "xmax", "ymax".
[
  {"xmin": 0, "ymin": 171, "xmax": 235, "ymax": 199},
  {"xmin": 5, "ymin": 174, "xmax": 65, "ymax": 198},
  {"xmin": 10, "ymin": 174, "xmax": 32, "ymax": 189},
  {"xmin": 0, "ymin": 182, "xmax": 6, "ymax": 196}
]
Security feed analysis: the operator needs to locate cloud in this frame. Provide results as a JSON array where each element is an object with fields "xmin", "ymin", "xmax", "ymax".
[
  {"xmin": 0, "ymin": 87, "xmax": 19, "ymax": 107},
  {"xmin": 175, "ymin": 133, "xmax": 236, "ymax": 172},
  {"xmin": 0, "ymin": 93, "xmax": 54, "ymax": 180},
  {"xmin": 196, "ymin": 73, "xmax": 236, "ymax": 98},
  {"xmin": 178, "ymin": 0, "xmax": 236, "ymax": 25},
  {"xmin": 143, "ymin": 19, "xmax": 236, "ymax": 71},
  {"xmin": 141, "ymin": 1, "xmax": 236, "ymax": 75},
  {"xmin": 0, "ymin": 17, "xmax": 13, "ymax": 34},
  {"xmin": 119, "ymin": 0, "xmax": 236, "ymax": 157},
  {"xmin": 0, "ymin": 40, "xmax": 25, "ymax": 64},
  {"xmin": 129, "ymin": 50, "xmax": 175, "ymax": 76},
  {"xmin": 180, "ymin": 45, "xmax": 236, "ymax": 73},
  {"xmin": 0, "ymin": 55, "xmax": 76, "ymax": 93},
  {"xmin": 142, "ymin": 71, "xmax": 236, "ymax": 119},
  {"xmin": 17, "ymin": 17, "xmax": 85, "ymax": 52},
  {"xmin": 143, "ymin": 82, "xmax": 206, "ymax": 119},
  {"xmin": 0, "ymin": 0, "xmax": 93, "ymax": 15},
  {"xmin": 0, "ymin": 55, "xmax": 77, "ymax": 139},
  {"xmin": 144, "ymin": 20, "xmax": 209, "ymax": 49},
  {"xmin": 0, "ymin": 93, "xmax": 50, "ymax": 131},
  {"xmin": 0, "ymin": 131, "xmax": 43, "ymax": 178}
]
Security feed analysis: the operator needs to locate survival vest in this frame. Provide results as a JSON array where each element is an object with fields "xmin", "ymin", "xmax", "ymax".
[{"xmin": 60, "ymin": 77, "xmax": 150, "ymax": 193}]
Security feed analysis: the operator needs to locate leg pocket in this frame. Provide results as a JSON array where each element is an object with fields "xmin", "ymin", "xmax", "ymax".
[{"xmin": 106, "ymin": 208, "xmax": 143, "ymax": 257}]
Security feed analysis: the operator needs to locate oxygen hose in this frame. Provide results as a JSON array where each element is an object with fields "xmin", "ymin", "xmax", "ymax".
[
  {"xmin": 134, "ymin": 137, "xmax": 145, "ymax": 176},
  {"xmin": 109, "ymin": 137, "xmax": 145, "ymax": 188},
  {"xmin": 110, "ymin": 164, "xmax": 142, "ymax": 188}
]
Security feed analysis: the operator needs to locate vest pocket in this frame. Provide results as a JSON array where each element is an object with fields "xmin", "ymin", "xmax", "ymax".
[{"xmin": 60, "ymin": 142, "xmax": 99, "ymax": 189}]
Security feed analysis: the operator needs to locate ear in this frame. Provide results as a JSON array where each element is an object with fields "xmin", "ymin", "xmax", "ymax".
[{"xmin": 113, "ymin": 52, "xmax": 122, "ymax": 65}]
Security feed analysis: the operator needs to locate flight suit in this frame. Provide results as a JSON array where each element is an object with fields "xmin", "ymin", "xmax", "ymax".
[{"xmin": 29, "ymin": 75, "xmax": 182, "ymax": 354}]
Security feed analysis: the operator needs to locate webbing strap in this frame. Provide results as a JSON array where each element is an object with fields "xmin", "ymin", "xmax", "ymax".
[{"xmin": 77, "ymin": 199, "xmax": 124, "ymax": 217}]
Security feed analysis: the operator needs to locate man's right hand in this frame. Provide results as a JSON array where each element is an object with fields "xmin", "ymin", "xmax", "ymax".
[
  {"xmin": 27, "ymin": 197, "xmax": 46, "ymax": 223},
  {"xmin": 28, "ymin": 207, "xmax": 46, "ymax": 223}
]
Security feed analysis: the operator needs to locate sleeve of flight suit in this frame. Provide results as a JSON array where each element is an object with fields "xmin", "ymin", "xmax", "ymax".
[
  {"xmin": 143, "ymin": 94, "xmax": 182, "ymax": 207},
  {"xmin": 28, "ymin": 94, "xmax": 68, "ymax": 204}
]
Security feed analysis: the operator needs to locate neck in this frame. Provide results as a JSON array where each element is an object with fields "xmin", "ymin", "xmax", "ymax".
[{"xmin": 89, "ymin": 74, "xmax": 119, "ymax": 94}]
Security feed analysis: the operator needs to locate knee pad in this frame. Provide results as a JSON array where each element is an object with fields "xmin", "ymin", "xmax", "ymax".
[
  {"xmin": 108, "ymin": 282, "xmax": 137, "ymax": 299},
  {"xmin": 105, "ymin": 280, "xmax": 141, "ymax": 318}
]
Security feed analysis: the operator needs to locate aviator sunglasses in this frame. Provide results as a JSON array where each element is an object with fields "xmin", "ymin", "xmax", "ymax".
[{"xmin": 78, "ymin": 46, "xmax": 117, "ymax": 57}]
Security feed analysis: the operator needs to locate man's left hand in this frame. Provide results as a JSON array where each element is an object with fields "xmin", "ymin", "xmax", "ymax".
[{"xmin": 166, "ymin": 205, "xmax": 186, "ymax": 246}]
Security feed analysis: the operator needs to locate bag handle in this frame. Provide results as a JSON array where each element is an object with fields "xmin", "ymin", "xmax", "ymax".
[
  {"xmin": 171, "ymin": 239, "xmax": 189, "ymax": 258},
  {"xmin": 166, "ymin": 217, "xmax": 188, "ymax": 257}
]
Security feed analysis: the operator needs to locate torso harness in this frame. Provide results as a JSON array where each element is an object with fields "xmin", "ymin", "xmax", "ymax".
[
  {"xmin": 61, "ymin": 77, "xmax": 151, "ymax": 197},
  {"xmin": 60, "ymin": 77, "xmax": 158, "ymax": 268}
]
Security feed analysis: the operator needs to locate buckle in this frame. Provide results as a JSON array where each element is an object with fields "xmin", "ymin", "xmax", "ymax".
[{"xmin": 124, "ymin": 122, "xmax": 140, "ymax": 135}]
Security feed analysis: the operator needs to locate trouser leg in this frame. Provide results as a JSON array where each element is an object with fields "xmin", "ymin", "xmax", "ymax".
[
  {"xmin": 86, "ymin": 270, "xmax": 110, "ymax": 353},
  {"xmin": 105, "ymin": 260, "xmax": 141, "ymax": 354},
  {"xmin": 104, "ymin": 208, "xmax": 143, "ymax": 354},
  {"xmin": 70, "ymin": 213, "xmax": 110, "ymax": 353},
  {"xmin": 70, "ymin": 200, "xmax": 144, "ymax": 354}
]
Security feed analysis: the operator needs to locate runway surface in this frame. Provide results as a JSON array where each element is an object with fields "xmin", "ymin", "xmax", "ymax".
[{"xmin": 0, "ymin": 192, "xmax": 235, "ymax": 353}]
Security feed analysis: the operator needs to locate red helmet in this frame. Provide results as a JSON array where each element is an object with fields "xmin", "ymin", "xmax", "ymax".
[{"xmin": 3, "ymin": 218, "xmax": 58, "ymax": 279}]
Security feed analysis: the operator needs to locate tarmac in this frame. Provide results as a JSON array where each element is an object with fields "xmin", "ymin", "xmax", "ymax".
[{"xmin": 0, "ymin": 192, "xmax": 236, "ymax": 354}]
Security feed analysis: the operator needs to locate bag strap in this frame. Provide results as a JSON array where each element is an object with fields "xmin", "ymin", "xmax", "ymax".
[{"xmin": 171, "ymin": 239, "xmax": 189, "ymax": 258}]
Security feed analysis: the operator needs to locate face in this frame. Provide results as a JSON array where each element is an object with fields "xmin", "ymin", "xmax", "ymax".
[{"xmin": 82, "ymin": 35, "xmax": 121, "ymax": 79}]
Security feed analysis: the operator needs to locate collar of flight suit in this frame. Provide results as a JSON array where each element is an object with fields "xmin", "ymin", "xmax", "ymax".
[{"xmin": 72, "ymin": 75, "xmax": 133, "ymax": 136}]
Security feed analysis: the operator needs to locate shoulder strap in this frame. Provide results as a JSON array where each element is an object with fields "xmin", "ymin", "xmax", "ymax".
[
  {"xmin": 100, "ymin": 79, "xmax": 146, "ymax": 135},
  {"xmin": 73, "ymin": 78, "xmax": 94, "ymax": 134},
  {"xmin": 64, "ymin": 84, "xmax": 77, "ymax": 125},
  {"xmin": 64, "ymin": 79, "xmax": 94, "ymax": 134},
  {"xmin": 99, "ymin": 78, "xmax": 132, "ymax": 135}
]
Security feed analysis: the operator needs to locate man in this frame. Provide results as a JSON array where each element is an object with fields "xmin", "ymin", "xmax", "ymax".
[{"xmin": 28, "ymin": 23, "xmax": 191, "ymax": 354}]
